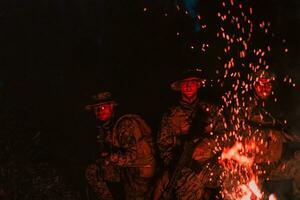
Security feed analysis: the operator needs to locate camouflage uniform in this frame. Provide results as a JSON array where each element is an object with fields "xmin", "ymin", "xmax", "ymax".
[
  {"xmin": 85, "ymin": 119, "xmax": 121, "ymax": 200},
  {"xmin": 157, "ymin": 98, "xmax": 226, "ymax": 200},
  {"xmin": 86, "ymin": 114, "xmax": 156, "ymax": 200},
  {"xmin": 242, "ymin": 97, "xmax": 300, "ymax": 199}
]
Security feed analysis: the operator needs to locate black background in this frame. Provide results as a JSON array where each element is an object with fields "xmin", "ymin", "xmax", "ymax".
[{"xmin": 0, "ymin": 0, "xmax": 299, "ymax": 195}]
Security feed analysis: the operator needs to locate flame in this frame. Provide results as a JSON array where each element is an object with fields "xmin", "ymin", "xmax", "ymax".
[
  {"xmin": 220, "ymin": 142, "xmax": 265, "ymax": 200},
  {"xmin": 225, "ymin": 177, "xmax": 263, "ymax": 200},
  {"xmin": 221, "ymin": 142, "xmax": 254, "ymax": 167},
  {"xmin": 240, "ymin": 184, "xmax": 252, "ymax": 200},
  {"xmin": 248, "ymin": 179, "xmax": 262, "ymax": 198},
  {"xmin": 268, "ymin": 194, "xmax": 277, "ymax": 200}
]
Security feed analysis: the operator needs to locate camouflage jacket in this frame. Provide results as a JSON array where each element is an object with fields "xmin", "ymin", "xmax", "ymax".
[
  {"xmin": 157, "ymin": 98, "xmax": 226, "ymax": 169},
  {"xmin": 243, "ymin": 99, "xmax": 300, "ymax": 198},
  {"xmin": 245, "ymin": 98, "xmax": 286, "ymax": 164},
  {"xmin": 100, "ymin": 114, "xmax": 155, "ymax": 177}
]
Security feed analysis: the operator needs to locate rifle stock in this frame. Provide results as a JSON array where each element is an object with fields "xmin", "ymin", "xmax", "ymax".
[
  {"xmin": 159, "ymin": 107, "xmax": 209, "ymax": 199},
  {"xmin": 160, "ymin": 140, "xmax": 197, "ymax": 200}
]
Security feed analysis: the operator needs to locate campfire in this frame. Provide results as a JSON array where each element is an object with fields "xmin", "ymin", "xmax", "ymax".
[{"xmin": 219, "ymin": 141, "xmax": 277, "ymax": 200}]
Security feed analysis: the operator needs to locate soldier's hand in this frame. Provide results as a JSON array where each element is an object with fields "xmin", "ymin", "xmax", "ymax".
[
  {"xmin": 110, "ymin": 154, "xmax": 119, "ymax": 162},
  {"xmin": 192, "ymin": 144, "xmax": 213, "ymax": 162}
]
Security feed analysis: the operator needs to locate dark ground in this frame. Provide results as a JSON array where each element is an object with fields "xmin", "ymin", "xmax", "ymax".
[{"xmin": 0, "ymin": 0, "xmax": 299, "ymax": 199}]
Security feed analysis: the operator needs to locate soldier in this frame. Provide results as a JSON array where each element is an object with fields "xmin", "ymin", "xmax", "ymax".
[
  {"xmin": 255, "ymin": 71, "xmax": 300, "ymax": 199},
  {"xmin": 154, "ymin": 69, "xmax": 226, "ymax": 200},
  {"xmin": 245, "ymin": 70, "xmax": 285, "ymax": 164},
  {"xmin": 85, "ymin": 91, "xmax": 156, "ymax": 200},
  {"xmin": 240, "ymin": 70, "xmax": 300, "ymax": 199}
]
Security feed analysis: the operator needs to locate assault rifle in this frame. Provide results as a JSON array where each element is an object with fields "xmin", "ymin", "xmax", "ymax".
[
  {"xmin": 160, "ymin": 139, "xmax": 197, "ymax": 200},
  {"xmin": 160, "ymin": 108, "xmax": 208, "ymax": 200},
  {"xmin": 95, "ymin": 126, "xmax": 119, "ymax": 181}
]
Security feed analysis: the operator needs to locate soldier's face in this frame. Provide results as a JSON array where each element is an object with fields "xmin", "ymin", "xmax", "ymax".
[
  {"xmin": 254, "ymin": 78, "xmax": 272, "ymax": 100},
  {"xmin": 94, "ymin": 103, "xmax": 114, "ymax": 121},
  {"xmin": 180, "ymin": 80, "xmax": 200, "ymax": 99}
]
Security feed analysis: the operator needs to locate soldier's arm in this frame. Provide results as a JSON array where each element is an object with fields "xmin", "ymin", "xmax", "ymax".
[
  {"xmin": 192, "ymin": 138, "xmax": 217, "ymax": 162},
  {"xmin": 157, "ymin": 113, "xmax": 176, "ymax": 167},
  {"xmin": 196, "ymin": 103, "xmax": 233, "ymax": 158},
  {"xmin": 107, "ymin": 119, "xmax": 137, "ymax": 167},
  {"xmin": 205, "ymin": 104, "xmax": 227, "ymax": 134},
  {"xmin": 262, "ymin": 129, "xmax": 283, "ymax": 163}
]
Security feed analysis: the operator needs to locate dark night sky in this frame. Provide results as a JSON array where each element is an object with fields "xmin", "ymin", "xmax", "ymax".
[{"xmin": 0, "ymin": 0, "xmax": 300, "ymax": 191}]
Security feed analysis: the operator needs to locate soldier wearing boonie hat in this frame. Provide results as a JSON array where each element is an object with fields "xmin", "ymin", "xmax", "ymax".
[
  {"xmin": 85, "ymin": 91, "xmax": 118, "ymax": 123},
  {"xmin": 170, "ymin": 68, "xmax": 206, "ymax": 92},
  {"xmin": 154, "ymin": 68, "xmax": 227, "ymax": 200},
  {"xmin": 226, "ymin": 69, "xmax": 300, "ymax": 199},
  {"xmin": 248, "ymin": 70, "xmax": 300, "ymax": 199},
  {"xmin": 85, "ymin": 91, "xmax": 156, "ymax": 200}
]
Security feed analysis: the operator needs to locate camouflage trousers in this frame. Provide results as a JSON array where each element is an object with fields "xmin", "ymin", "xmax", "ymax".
[
  {"xmin": 85, "ymin": 164, "xmax": 115, "ymax": 200},
  {"xmin": 175, "ymin": 164, "xmax": 221, "ymax": 200},
  {"xmin": 121, "ymin": 167, "xmax": 152, "ymax": 200},
  {"xmin": 85, "ymin": 164, "xmax": 151, "ymax": 200}
]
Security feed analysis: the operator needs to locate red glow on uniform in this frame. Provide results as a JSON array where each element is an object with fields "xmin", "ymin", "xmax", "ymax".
[
  {"xmin": 180, "ymin": 78, "xmax": 201, "ymax": 100},
  {"xmin": 254, "ymin": 78, "xmax": 272, "ymax": 100},
  {"xmin": 94, "ymin": 102, "xmax": 114, "ymax": 122}
]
